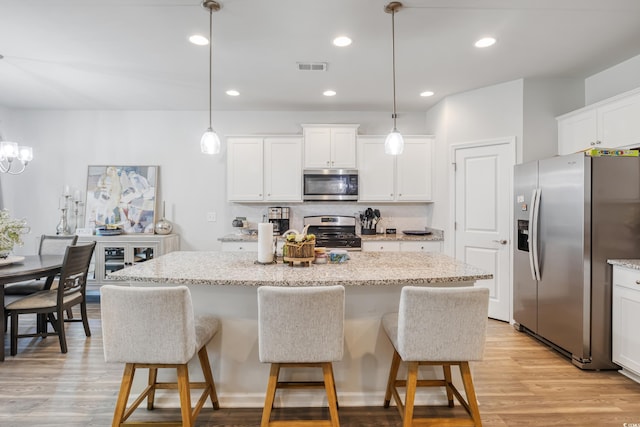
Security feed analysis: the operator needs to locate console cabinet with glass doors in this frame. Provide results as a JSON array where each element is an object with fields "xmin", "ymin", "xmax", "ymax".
[{"xmin": 77, "ymin": 234, "xmax": 180, "ymax": 291}]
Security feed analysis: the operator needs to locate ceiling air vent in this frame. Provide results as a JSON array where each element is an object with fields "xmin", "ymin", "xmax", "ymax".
[{"xmin": 297, "ymin": 62, "xmax": 328, "ymax": 71}]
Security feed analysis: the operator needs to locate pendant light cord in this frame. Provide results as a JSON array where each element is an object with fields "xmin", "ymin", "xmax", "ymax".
[
  {"xmin": 208, "ymin": 7, "xmax": 213, "ymax": 129},
  {"xmin": 391, "ymin": 7, "xmax": 397, "ymax": 129}
]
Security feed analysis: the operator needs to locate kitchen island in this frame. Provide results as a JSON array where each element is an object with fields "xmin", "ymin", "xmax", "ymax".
[{"xmin": 110, "ymin": 251, "xmax": 492, "ymax": 408}]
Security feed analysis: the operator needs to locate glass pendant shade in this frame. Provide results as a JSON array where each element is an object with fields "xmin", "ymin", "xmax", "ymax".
[
  {"xmin": 201, "ymin": 127, "xmax": 221, "ymax": 154},
  {"xmin": 384, "ymin": 128, "xmax": 404, "ymax": 155}
]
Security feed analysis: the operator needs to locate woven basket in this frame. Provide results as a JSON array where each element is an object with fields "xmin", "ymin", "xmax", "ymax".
[{"xmin": 283, "ymin": 240, "xmax": 315, "ymax": 259}]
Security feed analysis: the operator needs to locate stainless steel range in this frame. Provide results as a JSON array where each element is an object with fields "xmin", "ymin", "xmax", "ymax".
[{"xmin": 304, "ymin": 215, "xmax": 361, "ymax": 251}]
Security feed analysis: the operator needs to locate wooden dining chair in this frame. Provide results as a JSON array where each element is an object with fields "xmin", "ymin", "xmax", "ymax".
[
  {"xmin": 4, "ymin": 234, "xmax": 78, "ymax": 296},
  {"xmin": 5, "ymin": 242, "xmax": 96, "ymax": 355}
]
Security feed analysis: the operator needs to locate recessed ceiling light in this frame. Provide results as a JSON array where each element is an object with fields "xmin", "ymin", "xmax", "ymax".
[
  {"xmin": 420, "ymin": 91, "xmax": 435, "ymax": 97},
  {"xmin": 226, "ymin": 90, "xmax": 240, "ymax": 96},
  {"xmin": 323, "ymin": 90, "xmax": 337, "ymax": 97},
  {"xmin": 475, "ymin": 37, "xmax": 496, "ymax": 48},
  {"xmin": 333, "ymin": 36, "xmax": 352, "ymax": 47},
  {"xmin": 189, "ymin": 34, "xmax": 209, "ymax": 46}
]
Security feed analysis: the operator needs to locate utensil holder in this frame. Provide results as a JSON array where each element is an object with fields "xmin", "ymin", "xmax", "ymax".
[{"xmin": 361, "ymin": 228, "xmax": 376, "ymax": 235}]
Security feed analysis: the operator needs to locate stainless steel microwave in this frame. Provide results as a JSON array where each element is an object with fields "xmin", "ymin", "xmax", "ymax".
[{"xmin": 303, "ymin": 169, "xmax": 358, "ymax": 201}]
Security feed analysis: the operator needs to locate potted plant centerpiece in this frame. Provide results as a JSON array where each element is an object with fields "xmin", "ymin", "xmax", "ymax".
[{"xmin": 0, "ymin": 209, "xmax": 29, "ymax": 258}]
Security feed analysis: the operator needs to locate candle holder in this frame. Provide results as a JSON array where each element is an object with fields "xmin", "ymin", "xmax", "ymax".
[
  {"xmin": 56, "ymin": 194, "xmax": 71, "ymax": 235},
  {"xmin": 73, "ymin": 199, "xmax": 84, "ymax": 233}
]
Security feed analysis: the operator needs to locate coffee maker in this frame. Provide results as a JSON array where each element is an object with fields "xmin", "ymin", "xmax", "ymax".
[{"xmin": 268, "ymin": 207, "xmax": 290, "ymax": 236}]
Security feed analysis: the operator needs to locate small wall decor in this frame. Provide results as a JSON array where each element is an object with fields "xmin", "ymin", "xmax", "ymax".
[{"xmin": 84, "ymin": 165, "xmax": 158, "ymax": 234}]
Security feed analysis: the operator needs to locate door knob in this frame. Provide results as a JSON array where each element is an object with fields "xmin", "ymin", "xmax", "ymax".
[{"xmin": 493, "ymin": 239, "xmax": 508, "ymax": 245}]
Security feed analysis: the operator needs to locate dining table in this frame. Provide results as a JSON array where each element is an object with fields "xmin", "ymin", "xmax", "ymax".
[{"xmin": 0, "ymin": 255, "xmax": 64, "ymax": 361}]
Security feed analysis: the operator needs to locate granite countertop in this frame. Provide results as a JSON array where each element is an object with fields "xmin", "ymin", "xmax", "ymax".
[
  {"xmin": 109, "ymin": 250, "xmax": 491, "ymax": 287},
  {"xmin": 360, "ymin": 228, "xmax": 443, "ymax": 242},
  {"xmin": 218, "ymin": 228, "xmax": 444, "ymax": 243},
  {"xmin": 608, "ymin": 259, "xmax": 640, "ymax": 270}
]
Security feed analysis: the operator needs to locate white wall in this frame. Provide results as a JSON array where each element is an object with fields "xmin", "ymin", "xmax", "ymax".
[
  {"xmin": 426, "ymin": 79, "xmax": 524, "ymax": 255},
  {"xmin": 0, "ymin": 109, "xmax": 429, "ymax": 253},
  {"xmin": 522, "ymin": 78, "xmax": 584, "ymax": 161},
  {"xmin": 586, "ymin": 53, "xmax": 640, "ymax": 104}
]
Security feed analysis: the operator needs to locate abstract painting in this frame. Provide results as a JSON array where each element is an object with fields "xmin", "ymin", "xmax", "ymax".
[{"xmin": 84, "ymin": 165, "xmax": 158, "ymax": 234}]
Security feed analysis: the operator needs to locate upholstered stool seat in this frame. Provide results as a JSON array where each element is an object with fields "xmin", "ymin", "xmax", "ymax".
[
  {"xmin": 382, "ymin": 286, "xmax": 490, "ymax": 427},
  {"xmin": 258, "ymin": 285, "xmax": 345, "ymax": 427},
  {"xmin": 100, "ymin": 285, "xmax": 220, "ymax": 427}
]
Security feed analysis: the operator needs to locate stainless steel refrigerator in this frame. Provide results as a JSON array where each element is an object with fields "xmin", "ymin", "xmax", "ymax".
[{"xmin": 514, "ymin": 152, "xmax": 640, "ymax": 370}]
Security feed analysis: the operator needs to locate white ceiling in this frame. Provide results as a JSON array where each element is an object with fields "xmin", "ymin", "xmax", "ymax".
[{"xmin": 2, "ymin": 0, "xmax": 640, "ymax": 112}]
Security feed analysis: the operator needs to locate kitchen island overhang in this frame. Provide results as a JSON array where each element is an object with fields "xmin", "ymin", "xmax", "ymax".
[
  {"xmin": 109, "ymin": 251, "xmax": 492, "ymax": 287},
  {"xmin": 109, "ymin": 251, "xmax": 492, "ymax": 408}
]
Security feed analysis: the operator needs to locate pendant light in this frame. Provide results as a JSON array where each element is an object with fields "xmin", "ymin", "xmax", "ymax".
[
  {"xmin": 384, "ymin": 2, "xmax": 404, "ymax": 155},
  {"xmin": 200, "ymin": 0, "xmax": 222, "ymax": 155}
]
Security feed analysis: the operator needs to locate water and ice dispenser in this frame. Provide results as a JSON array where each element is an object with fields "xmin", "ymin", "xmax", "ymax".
[{"xmin": 517, "ymin": 220, "xmax": 529, "ymax": 252}]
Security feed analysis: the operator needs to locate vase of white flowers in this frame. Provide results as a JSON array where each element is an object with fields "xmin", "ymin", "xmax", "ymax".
[{"xmin": 0, "ymin": 209, "xmax": 29, "ymax": 258}]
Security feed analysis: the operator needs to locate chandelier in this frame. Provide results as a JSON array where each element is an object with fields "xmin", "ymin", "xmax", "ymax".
[{"xmin": 0, "ymin": 140, "xmax": 33, "ymax": 175}]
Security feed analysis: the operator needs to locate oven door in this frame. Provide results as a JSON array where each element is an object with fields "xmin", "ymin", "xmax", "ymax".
[{"xmin": 303, "ymin": 169, "xmax": 358, "ymax": 201}]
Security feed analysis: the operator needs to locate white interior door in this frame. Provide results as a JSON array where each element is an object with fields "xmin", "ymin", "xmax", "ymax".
[{"xmin": 453, "ymin": 139, "xmax": 514, "ymax": 321}]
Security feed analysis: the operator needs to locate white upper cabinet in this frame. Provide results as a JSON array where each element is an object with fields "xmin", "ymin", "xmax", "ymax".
[
  {"xmin": 396, "ymin": 138, "xmax": 434, "ymax": 201},
  {"xmin": 227, "ymin": 136, "xmax": 302, "ymax": 202},
  {"xmin": 227, "ymin": 137, "xmax": 264, "ymax": 201},
  {"xmin": 558, "ymin": 88, "xmax": 640, "ymax": 155},
  {"xmin": 558, "ymin": 109, "xmax": 598, "ymax": 155},
  {"xmin": 264, "ymin": 137, "xmax": 303, "ymax": 201},
  {"xmin": 357, "ymin": 136, "xmax": 395, "ymax": 201},
  {"xmin": 358, "ymin": 135, "xmax": 434, "ymax": 202},
  {"xmin": 302, "ymin": 124, "xmax": 359, "ymax": 169}
]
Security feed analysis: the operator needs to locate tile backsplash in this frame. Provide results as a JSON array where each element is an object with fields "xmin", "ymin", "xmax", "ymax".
[{"xmin": 228, "ymin": 202, "xmax": 435, "ymax": 235}]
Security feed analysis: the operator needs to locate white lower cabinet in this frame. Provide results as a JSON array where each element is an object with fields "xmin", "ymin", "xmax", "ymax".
[
  {"xmin": 612, "ymin": 265, "xmax": 640, "ymax": 383},
  {"xmin": 362, "ymin": 240, "xmax": 442, "ymax": 253},
  {"xmin": 399, "ymin": 241, "xmax": 442, "ymax": 252},
  {"xmin": 361, "ymin": 241, "xmax": 401, "ymax": 252},
  {"xmin": 77, "ymin": 234, "xmax": 180, "ymax": 291},
  {"xmin": 221, "ymin": 242, "xmax": 259, "ymax": 252}
]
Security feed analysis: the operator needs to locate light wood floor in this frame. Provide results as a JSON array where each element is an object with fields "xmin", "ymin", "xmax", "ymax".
[{"xmin": 1, "ymin": 303, "xmax": 640, "ymax": 426}]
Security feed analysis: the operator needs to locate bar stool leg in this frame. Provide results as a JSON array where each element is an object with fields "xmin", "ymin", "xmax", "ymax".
[
  {"xmin": 147, "ymin": 368, "xmax": 158, "ymax": 410},
  {"xmin": 261, "ymin": 363, "xmax": 280, "ymax": 427},
  {"xmin": 177, "ymin": 364, "xmax": 193, "ymax": 427},
  {"xmin": 113, "ymin": 364, "xmax": 135, "ymax": 427},
  {"xmin": 384, "ymin": 349, "xmax": 402, "ymax": 407},
  {"xmin": 460, "ymin": 362, "xmax": 483, "ymax": 427},
  {"xmin": 443, "ymin": 364, "xmax": 455, "ymax": 407},
  {"xmin": 198, "ymin": 346, "xmax": 220, "ymax": 409},
  {"xmin": 403, "ymin": 361, "xmax": 419, "ymax": 427},
  {"xmin": 322, "ymin": 362, "xmax": 340, "ymax": 427}
]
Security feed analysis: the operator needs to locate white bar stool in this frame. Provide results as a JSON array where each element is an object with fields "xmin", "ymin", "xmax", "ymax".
[
  {"xmin": 100, "ymin": 285, "xmax": 220, "ymax": 427},
  {"xmin": 382, "ymin": 286, "xmax": 490, "ymax": 427},
  {"xmin": 258, "ymin": 285, "xmax": 345, "ymax": 427}
]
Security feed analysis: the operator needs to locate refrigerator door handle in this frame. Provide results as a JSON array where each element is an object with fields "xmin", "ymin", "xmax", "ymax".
[
  {"xmin": 527, "ymin": 190, "xmax": 537, "ymax": 280},
  {"xmin": 531, "ymin": 188, "xmax": 542, "ymax": 281}
]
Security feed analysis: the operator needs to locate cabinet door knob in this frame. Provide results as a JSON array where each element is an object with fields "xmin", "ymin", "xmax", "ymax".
[
  {"xmin": 493, "ymin": 239, "xmax": 508, "ymax": 245},
  {"xmin": 326, "ymin": 161, "xmax": 330, "ymax": 166},
  {"xmin": 390, "ymin": 193, "xmax": 394, "ymax": 197},
  {"xmin": 596, "ymin": 140, "xmax": 602, "ymax": 145},
  {"xmin": 590, "ymin": 141, "xmax": 596, "ymax": 146},
  {"xmin": 635, "ymin": 280, "xmax": 640, "ymax": 285}
]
